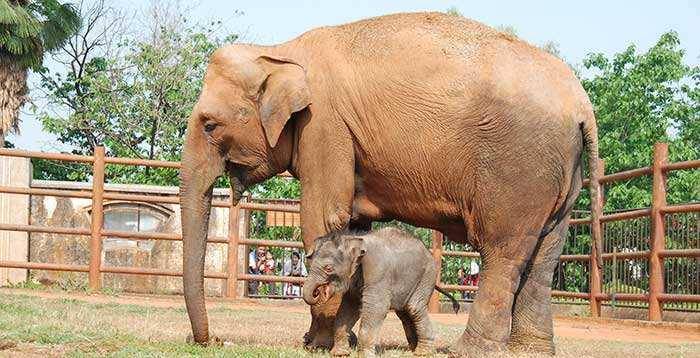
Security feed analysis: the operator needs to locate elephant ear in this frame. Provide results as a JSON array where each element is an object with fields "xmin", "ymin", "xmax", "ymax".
[
  {"xmin": 255, "ymin": 55, "xmax": 311, "ymax": 148},
  {"xmin": 346, "ymin": 236, "xmax": 366, "ymax": 263}
]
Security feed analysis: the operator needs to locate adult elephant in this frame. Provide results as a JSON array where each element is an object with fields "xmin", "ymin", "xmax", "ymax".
[{"xmin": 179, "ymin": 12, "xmax": 600, "ymax": 355}]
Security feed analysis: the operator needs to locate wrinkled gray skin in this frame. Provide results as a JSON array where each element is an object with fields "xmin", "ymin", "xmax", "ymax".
[{"xmin": 303, "ymin": 228, "xmax": 443, "ymax": 357}]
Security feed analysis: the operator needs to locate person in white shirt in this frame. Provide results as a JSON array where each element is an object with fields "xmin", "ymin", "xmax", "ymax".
[
  {"xmin": 468, "ymin": 259, "xmax": 480, "ymax": 288},
  {"xmin": 283, "ymin": 251, "xmax": 307, "ymax": 297},
  {"xmin": 247, "ymin": 246, "xmax": 267, "ymax": 295}
]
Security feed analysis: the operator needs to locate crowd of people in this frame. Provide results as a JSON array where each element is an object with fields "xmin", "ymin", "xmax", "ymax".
[
  {"xmin": 247, "ymin": 245, "xmax": 307, "ymax": 297},
  {"xmin": 456, "ymin": 259, "xmax": 480, "ymax": 300}
]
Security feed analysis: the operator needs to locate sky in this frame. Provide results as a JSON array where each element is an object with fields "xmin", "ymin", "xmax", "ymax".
[{"xmin": 9, "ymin": 0, "xmax": 700, "ymax": 151}]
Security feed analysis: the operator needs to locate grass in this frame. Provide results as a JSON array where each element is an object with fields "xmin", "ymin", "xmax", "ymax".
[{"xmin": 0, "ymin": 291, "xmax": 697, "ymax": 357}]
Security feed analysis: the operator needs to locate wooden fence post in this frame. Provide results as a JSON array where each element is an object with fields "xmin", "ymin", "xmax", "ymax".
[
  {"xmin": 225, "ymin": 200, "xmax": 241, "ymax": 298},
  {"xmin": 428, "ymin": 230, "xmax": 444, "ymax": 313},
  {"xmin": 589, "ymin": 158, "xmax": 604, "ymax": 317},
  {"xmin": 242, "ymin": 196, "xmax": 251, "ymax": 297},
  {"xmin": 88, "ymin": 146, "xmax": 105, "ymax": 291},
  {"xmin": 648, "ymin": 142, "xmax": 668, "ymax": 321}
]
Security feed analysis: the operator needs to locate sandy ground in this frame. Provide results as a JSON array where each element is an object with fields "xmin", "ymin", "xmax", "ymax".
[{"xmin": 2, "ymin": 288, "xmax": 698, "ymax": 346}]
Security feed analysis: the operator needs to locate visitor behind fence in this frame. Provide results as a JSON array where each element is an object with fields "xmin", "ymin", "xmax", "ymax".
[
  {"xmin": 260, "ymin": 251, "xmax": 277, "ymax": 295},
  {"xmin": 467, "ymin": 259, "xmax": 480, "ymax": 291},
  {"xmin": 247, "ymin": 246, "xmax": 267, "ymax": 295},
  {"xmin": 283, "ymin": 251, "xmax": 307, "ymax": 297},
  {"xmin": 457, "ymin": 267, "xmax": 469, "ymax": 299}
]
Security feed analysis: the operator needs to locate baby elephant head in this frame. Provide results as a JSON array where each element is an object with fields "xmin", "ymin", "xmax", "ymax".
[{"xmin": 303, "ymin": 232, "xmax": 366, "ymax": 306}]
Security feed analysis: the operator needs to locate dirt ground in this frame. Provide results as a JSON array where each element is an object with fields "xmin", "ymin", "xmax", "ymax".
[
  {"xmin": 5, "ymin": 288, "xmax": 698, "ymax": 345},
  {"xmin": 1, "ymin": 288, "xmax": 698, "ymax": 357}
]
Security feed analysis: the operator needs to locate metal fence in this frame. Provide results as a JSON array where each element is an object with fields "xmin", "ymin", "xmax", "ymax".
[{"xmin": 0, "ymin": 142, "xmax": 698, "ymax": 321}]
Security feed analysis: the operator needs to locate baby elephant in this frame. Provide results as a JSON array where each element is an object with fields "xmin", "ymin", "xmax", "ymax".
[{"xmin": 303, "ymin": 227, "xmax": 458, "ymax": 357}]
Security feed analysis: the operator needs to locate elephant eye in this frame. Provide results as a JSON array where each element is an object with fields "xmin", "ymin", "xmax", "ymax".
[
  {"xmin": 203, "ymin": 121, "xmax": 217, "ymax": 133},
  {"xmin": 238, "ymin": 107, "xmax": 251, "ymax": 123},
  {"xmin": 323, "ymin": 264, "xmax": 333, "ymax": 274}
]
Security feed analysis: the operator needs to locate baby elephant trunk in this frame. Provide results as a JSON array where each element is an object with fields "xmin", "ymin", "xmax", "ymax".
[
  {"xmin": 303, "ymin": 273, "xmax": 333, "ymax": 306},
  {"xmin": 303, "ymin": 275, "xmax": 323, "ymax": 305}
]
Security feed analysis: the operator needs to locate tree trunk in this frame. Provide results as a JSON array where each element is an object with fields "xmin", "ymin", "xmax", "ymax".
[{"xmin": 0, "ymin": 56, "xmax": 28, "ymax": 143}]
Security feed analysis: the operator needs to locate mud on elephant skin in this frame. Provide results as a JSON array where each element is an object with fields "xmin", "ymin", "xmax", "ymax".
[
  {"xmin": 303, "ymin": 228, "xmax": 452, "ymax": 356},
  {"xmin": 178, "ymin": 11, "xmax": 601, "ymax": 355}
]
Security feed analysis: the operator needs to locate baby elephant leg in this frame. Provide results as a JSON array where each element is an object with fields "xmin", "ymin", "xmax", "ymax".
[
  {"xmin": 405, "ymin": 273, "xmax": 437, "ymax": 355},
  {"xmin": 396, "ymin": 310, "xmax": 418, "ymax": 351},
  {"xmin": 358, "ymin": 287, "xmax": 390, "ymax": 358},
  {"xmin": 331, "ymin": 295, "xmax": 361, "ymax": 356},
  {"xmin": 407, "ymin": 305, "xmax": 435, "ymax": 355}
]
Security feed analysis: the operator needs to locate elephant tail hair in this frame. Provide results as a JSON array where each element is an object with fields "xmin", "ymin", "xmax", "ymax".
[
  {"xmin": 581, "ymin": 116, "xmax": 603, "ymax": 270},
  {"xmin": 434, "ymin": 285, "xmax": 460, "ymax": 314}
]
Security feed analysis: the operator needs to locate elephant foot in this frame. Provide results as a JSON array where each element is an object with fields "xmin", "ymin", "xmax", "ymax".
[
  {"xmin": 186, "ymin": 334, "xmax": 223, "ymax": 347},
  {"xmin": 303, "ymin": 331, "xmax": 332, "ymax": 352},
  {"xmin": 330, "ymin": 345, "xmax": 352, "ymax": 356},
  {"xmin": 507, "ymin": 333, "xmax": 555, "ymax": 355},
  {"xmin": 449, "ymin": 329, "xmax": 506, "ymax": 357},
  {"xmin": 330, "ymin": 331, "xmax": 358, "ymax": 356},
  {"xmin": 358, "ymin": 348, "xmax": 377, "ymax": 358},
  {"xmin": 413, "ymin": 341, "xmax": 435, "ymax": 356}
]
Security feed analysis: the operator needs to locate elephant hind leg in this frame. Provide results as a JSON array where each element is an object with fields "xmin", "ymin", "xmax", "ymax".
[
  {"xmin": 395, "ymin": 310, "xmax": 418, "ymax": 351},
  {"xmin": 510, "ymin": 168, "xmax": 582, "ymax": 355},
  {"xmin": 405, "ymin": 305, "xmax": 435, "ymax": 355},
  {"xmin": 402, "ymin": 269, "xmax": 436, "ymax": 355},
  {"xmin": 508, "ymin": 218, "xmax": 570, "ymax": 355},
  {"xmin": 452, "ymin": 233, "xmax": 540, "ymax": 356}
]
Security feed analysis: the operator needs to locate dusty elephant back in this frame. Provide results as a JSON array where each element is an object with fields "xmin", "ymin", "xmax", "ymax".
[{"xmin": 361, "ymin": 228, "xmax": 435, "ymax": 279}]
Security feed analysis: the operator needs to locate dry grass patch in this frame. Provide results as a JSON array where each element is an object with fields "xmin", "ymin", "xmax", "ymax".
[{"xmin": 0, "ymin": 290, "xmax": 697, "ymax": 357}]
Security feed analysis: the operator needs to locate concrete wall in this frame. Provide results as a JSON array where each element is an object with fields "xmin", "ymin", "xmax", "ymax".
[
  {"xmin": 0, "ymin": 157, "xmax": 247, "ymax": 296},
  {"xmin": 27, "ymin": 180, "xmax": 243, "ymax": 296},
  {"xmin": 0, "ymin": 156, "xmax": 30, "ymax": 285}
]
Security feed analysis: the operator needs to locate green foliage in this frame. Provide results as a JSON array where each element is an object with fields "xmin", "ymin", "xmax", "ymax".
[
  {"xmin": 250, "ymin": 177, "xmax": 301, "ymax": 199},
  {"xmin": 0, "ymin": 0, "xmax": 80, "ymax": 68},
  {"xmin": 445, "ymin": 6, "xmax": 462, "ymax": 17},
  {"xmin": 580, "ymin": 31, "xmax": 700, "ymax": 210},
  {"xmin": 247, "ymin": 177, "xmax": 302, "ymax": 259},
  {"xmin": 36, "ymin": 15, "xmax": 236, "ymax": 185}
]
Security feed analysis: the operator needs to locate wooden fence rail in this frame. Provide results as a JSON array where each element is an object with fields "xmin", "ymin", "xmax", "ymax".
[
  {"xmin": 433, "ymin": 142, "xmax": 699, "ymax": 320},
  {"xmin": 0, "ymin": 143, "xmax": 698, "ymax": 321}
]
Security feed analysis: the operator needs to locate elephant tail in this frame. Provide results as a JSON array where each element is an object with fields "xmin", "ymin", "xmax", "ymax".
[
  {"xmin": 581, "ymin": 115, "xmax": 603, "ymax": 270},
  {"xmin": 434, "ymin": 285, "xmax": 460, "ymax": 314}
]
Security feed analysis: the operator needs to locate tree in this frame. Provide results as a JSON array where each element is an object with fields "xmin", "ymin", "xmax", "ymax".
[
  {"xmin": 0, "ymin": 0, "xmax": 80, "ymax": 146},
  {"xmin": 36, "ymin": 3, "xmax": 236, "ymax": 185},
  {"xmin": 580, "ymin": 31, "xmax": 699, "ymax": 210}
]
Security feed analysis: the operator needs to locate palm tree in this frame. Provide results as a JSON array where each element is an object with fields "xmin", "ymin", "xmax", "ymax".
[{"xmin": 0, "ymin": 0, "xmax": 80, "ymax": 147}]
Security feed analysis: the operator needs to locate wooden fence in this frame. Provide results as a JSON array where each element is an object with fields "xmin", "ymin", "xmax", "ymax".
[
  {"xmin": 429, "ymin": 143, "xmax": 700, "ymax": 320},
  {"xmin": 0, "ymin": 142, "xmax": 698, "ymax": 321}
]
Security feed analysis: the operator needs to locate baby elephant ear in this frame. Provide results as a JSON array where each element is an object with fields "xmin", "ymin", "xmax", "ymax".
[{"xmin": 347, "ymin": 236, "xmax": 366, "ymax": 261}]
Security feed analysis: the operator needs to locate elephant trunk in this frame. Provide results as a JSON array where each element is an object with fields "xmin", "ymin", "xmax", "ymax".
[
  {"xmin": 303, "ymin": 273, "xmax": 324, "ymax": 306},
  {"xmin": 179, "ymin": 133, "xmax": 224, "ymax": 345}
]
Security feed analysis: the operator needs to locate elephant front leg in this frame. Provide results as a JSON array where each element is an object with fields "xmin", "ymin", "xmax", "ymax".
[
  {"xmin": 295, "ymin": 109, "xmax": 356, "ymax": 254},
  {"xmin": 358, "ymin": 288, "xmax": 390, "ymax": 358},
  {"xmin": 297, "ymin": 163, "xmax": 355, "ymax": 351},
  {"xmin": 330, "ymin": 294, "xmax": 361, "ymax": 356}
]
